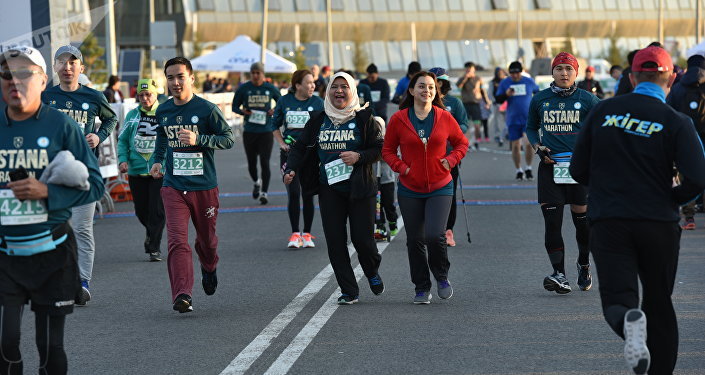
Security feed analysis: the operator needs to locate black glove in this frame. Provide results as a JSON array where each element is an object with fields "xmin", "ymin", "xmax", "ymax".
[{"xmin": 536, "ymin": 146, "xmax": 551, "ymax": 163}]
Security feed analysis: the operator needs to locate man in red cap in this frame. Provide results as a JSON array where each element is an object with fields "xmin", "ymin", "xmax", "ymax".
[
  {"xmin": 571, "ymin": 46, "xmax": 705, "ymax": 374},
  {"xmin": 577, "ymin": 66, "xmax": 605, "ymax": 99},
  {"xmin": 526, "ymin": 51, "xmax": 600, "ymax": 296}
]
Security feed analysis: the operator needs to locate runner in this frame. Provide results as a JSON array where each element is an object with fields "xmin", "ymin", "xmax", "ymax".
[
  {"xmin": 360, "ymin": 64, "xmax": 390, "ymax": 122},
  {"xmin": 283, "ymin": 72, "xmax": 384, "ymax": 305},
  {"xmin": 42, "ymin": 45, "xmax": 118, "ymax": 306},
  {"xmin": 489, "ymin": 67, "xmax": 508, "ymax": 147},
  {"xmin": 571, "ymin": 46, "xmax": 705, "ymax": 375},
  {"xmin": 456, "ymin": 62, "xmax": 490, "ymax": 150},
  {"xmin": 428, "ymin": 67, "xmax": 469, "ymax": 247},
  {"xmin": 383, "ymin": 71, "xmax": 468, "ymax": 304},
  {"xmin": 232, "ymin": 62, "xmax": 281, "ymax": 205},
  {"xmin": 117, "ymin": 78, "xmax": 165, "ymax": 261},
  {"xmin": 150, "ymin": 57, "xmax": 235, "ymax": 313},
  {"xmin": 577, "ymin": 66, "xmax": 605, "ymax": 99},
  {"xmin": 0, "ymin": 46, "xmax": 104, "ymax": 374},
  {"xmin": 495, "ymin": 61, "xmax": 539, "ymax": 180},
  {"xmin": 666, "ymin": 52, "xmax": 705, "ymax": 230},
  {"xmin": 371, "ymin": 117, "xmax": 399, "ymax": 241},
  {"xmin": 392, "ymin": 61, "xmax": 421, "ymax": 104},
  {"xmin": 272, "ymin": 69, "xmax": 324, "ymax": 248},
  {"xmin": 526, "ymin": 52, "xmax": 600, "ymax": 294}
]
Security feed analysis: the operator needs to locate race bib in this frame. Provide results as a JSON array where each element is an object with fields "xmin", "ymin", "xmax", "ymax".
[
  {"xmin": 510, "ymin": 84, "xmax": 527, "ymax": 96},
  {"xmin": 133, "ymin": 134, "xmax": 156, "ymax": 154},
  {"xmin": 324, "ymin": 158, "xmax": 353, "ymax": 185},
  {"xmin": 249, "ymin": 110, "xmax": 267, "ymax": 125},
  {"xmin": 371, "ymin": 91, "xmax": 381, "ymax": 103},
  {"xmin": 285, "ymin": 111, "xmax": 310, "ymax": 129},
  {"xmin": 0, "ymin": 190, "xmax": 48, "ymax": 225},
  {"xmin": 553, "ymin": 162, "xmax": 577, "ymax": 184},
  {"xmin": 173, "ymin": 152, "xmax": 204, "ymax": 176}
]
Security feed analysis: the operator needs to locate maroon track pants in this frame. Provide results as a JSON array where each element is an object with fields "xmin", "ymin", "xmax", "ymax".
[{"xmin": 161, "ymin": 186, "xmax": 220, "ymax": 302}]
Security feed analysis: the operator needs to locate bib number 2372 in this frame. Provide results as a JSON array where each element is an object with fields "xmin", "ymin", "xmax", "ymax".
[
  {"xmin": 325, "ymin": 158, "xmax": 352, "ymax": 185},
  {"xmin": 173, "ymin": 152, "xmax": 204, "ymax": 176},
  {"xmin": 553, "ymin": 162, "xmax": 577, "ymax": 184},
  {"xmin": 0, "ymin": 190, "xmax": 48, "ymax": 225}
]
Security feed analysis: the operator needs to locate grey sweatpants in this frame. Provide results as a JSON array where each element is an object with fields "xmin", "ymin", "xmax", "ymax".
[{"xmin": 70, "ymin": 202, "xmax": 96, "ymax": 282}]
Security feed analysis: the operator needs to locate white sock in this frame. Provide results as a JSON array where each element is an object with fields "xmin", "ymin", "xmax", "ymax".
[
  {"xmin": 525, "ymin": 166, "xmax": 532, "ymax": 171},
  {"xmin": 516, "ymin": 168, "xmax": 523, "ymax": 173}
]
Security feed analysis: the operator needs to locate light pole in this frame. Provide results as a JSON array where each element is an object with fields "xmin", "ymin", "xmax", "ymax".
[
  {"xmin": 261, "ymin": 0, "xmax": 269, "ymax": 64},
  {"xmin": 326, "ymin": 0, "xmax": 334, "ymax": 70}
]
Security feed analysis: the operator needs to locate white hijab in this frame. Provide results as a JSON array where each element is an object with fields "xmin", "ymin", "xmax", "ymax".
[{"xmin": 323, "ymin": 72, "xmax": 369, "ymax": 125}]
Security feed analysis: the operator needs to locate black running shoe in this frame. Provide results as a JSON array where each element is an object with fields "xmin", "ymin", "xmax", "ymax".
[
  {"xmin": 201, "ymin": 267, "xmax": 218, "ymax": 296},
  {"xmin": 543, "ymin": 271, "xmax": 572, "ymax": 294},
  {"xmin": 259, "ymin": 192, "xmax": 268, "ymax": 205},
  {"xmin": 337, "ymin": 294, "xmax": 359, "ymax": 305},
  {"xmin": 576, "ymin": 263, "xmax": 592, "ymax": 291},
  {"xmin": 173, "ymin": 294, "xmax": 193, "ymax": 313},
  {"xmin": 368, "ymin": 274, "xmax": 384, "ymax": 295},
  {"xmin": 524, "ymin": 169, "xmax": 534, "ymax": 181},
  {"xmin": 149, "ymin": 251, "xmax": 162, "ymax": 262},
  {"xmin": 515, "ymin": 171, "xmax": 524, "ymax": 181}
]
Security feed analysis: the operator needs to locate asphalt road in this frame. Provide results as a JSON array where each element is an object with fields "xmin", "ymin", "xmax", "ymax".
[{"xmin": 17, "ymin": 130, "xmax": 705, "ymax": 375}]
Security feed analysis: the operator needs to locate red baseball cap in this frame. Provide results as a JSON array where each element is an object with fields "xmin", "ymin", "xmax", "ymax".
[
  {"xmin": 632, "ymin": 46, "xmax": 673, "ymax": 72},
  {"xmin": 585, "ymin": 66, "xmax": 595, "ymax": 73},
  {"xmin": 552, "ymin": 52, "xmax": 579, "ymax": 71}
]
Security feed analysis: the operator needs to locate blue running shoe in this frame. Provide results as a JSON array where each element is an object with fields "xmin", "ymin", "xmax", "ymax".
[
  {"xmin": 368, "ymin": 274, "xmax": 384, "ymax": 295},
  {"xmin": 76, "ymin": 279, "xmax": 91, "ymax": 306},
  {"xmin": 413, "ymin": 291, "xmax": 432, "ymax": 304}
]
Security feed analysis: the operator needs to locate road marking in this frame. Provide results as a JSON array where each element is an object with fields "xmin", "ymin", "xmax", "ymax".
[
  {"xmin": 220, "ymin": 219, "xmax": 403, "ymax": 375},
  {"xmin": 263, "ymin": 219, "xmax": 403, "ymax": 375},
  {"xmin": 100, "ymin": 201, "xmax": 537, "ymax": 219}
]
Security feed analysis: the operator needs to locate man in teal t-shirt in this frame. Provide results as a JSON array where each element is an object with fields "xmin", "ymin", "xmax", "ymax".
[
  {"xmin": 0, "ymin": 46, "xmax": 104, "ymax": 374},
  {"xmin": 232, "ymin": 62, "xmax": 281, "ymax": 204},
  {"xmin": 41, "ymin": 45, "xmax": 118, "ymax": 306},
  {"xmin": 526, "ymin": 52, "xmax": 600, "ymax": 296},
  {"xmin": 150, "ymin": 57, "xmax": 234, "ymax": 314}
]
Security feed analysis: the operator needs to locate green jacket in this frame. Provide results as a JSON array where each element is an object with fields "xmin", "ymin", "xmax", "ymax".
[{"xmin": 117, "ymin": 102, "xmax": 159, "ymax": 175}]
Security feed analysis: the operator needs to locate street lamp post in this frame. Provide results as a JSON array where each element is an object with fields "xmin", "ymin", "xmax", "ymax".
[{"xmin": 261, "ymin": 0, "xmax": 269, "ymax": 64}]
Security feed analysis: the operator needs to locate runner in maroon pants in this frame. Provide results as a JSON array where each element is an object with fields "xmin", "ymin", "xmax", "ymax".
[{"xmin": 150, "ymin": 57, "xmax": 234, "ymax": 313}]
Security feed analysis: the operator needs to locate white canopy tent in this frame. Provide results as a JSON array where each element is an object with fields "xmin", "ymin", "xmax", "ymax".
[{"xmin": 191, "ymin": 35, "xmax": 297, "ymax": 73}]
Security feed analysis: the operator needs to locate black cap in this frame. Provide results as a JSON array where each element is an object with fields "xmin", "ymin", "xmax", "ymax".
[
  {"xmin": 366, "ymin": 63, "xmax": 378, "ymax": 74},
  {"xmin": 407, "ymin": 61, "xmax": 421, "ymax": 75},
  {"xmin": 508, "ymin": 61, "xmax": 523, "ymax": 73},
  {"xmin": 687, "ymin": 54, "xmax": 705, "ymax": 69}
]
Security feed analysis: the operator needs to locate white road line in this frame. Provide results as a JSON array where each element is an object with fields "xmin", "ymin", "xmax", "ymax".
[
  {"xmin": 219, "ymin": 225, "xmax": 385, "ymax": 375},
  {"xmin": 263, "ymin": 219, "xmax": 403, "ymax": 375}
]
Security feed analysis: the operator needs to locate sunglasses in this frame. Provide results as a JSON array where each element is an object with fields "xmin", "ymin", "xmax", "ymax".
[{"xmin": 0, "ymin": 69, "xmax": 43, "ymax": 80}]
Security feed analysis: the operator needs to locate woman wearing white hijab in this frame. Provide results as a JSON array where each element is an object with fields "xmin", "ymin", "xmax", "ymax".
[{"xmin": 284, "ymin": 72, "xmax": 384, "ymax": 305}]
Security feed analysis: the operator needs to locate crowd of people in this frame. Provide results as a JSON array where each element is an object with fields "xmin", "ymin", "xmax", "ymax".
[{"xmin": 1, "ymin": 39, "xmax": 704, "ymax": 375}]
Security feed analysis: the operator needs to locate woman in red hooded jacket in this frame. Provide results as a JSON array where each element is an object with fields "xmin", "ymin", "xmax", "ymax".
[{"xmin": 382, "ymin": 71, "xmax": 468, "ymax": 304}]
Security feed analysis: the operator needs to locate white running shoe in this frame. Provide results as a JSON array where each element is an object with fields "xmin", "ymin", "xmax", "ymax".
[
  {"xmin": 623, "ymin": 309, "xmax": 650, "ymax": 374},
  {"xmin": 302, "ymin": 233, "xmax": 315, "ymax": 248},
  {"xmin": 287, "ymin": 232, "xmax": 303, "ymax": 248}
]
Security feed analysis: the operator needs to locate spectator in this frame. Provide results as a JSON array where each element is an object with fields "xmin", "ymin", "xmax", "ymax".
[{"xmin": 103, "ymin": 74, "xmax": 124, "ymax": 103}]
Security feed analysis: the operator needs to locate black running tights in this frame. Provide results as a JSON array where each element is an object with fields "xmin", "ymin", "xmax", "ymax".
[
  {"xmin": 0, "ymin": 305, "xmax": 67, "ymax": 375},
  {"xmin": 243, "ymin": 131, "xmax": 273, "ymax": 193},
  {"xmin": 280, "ymin": 150, "xmax": 314, "ymax": 233}
]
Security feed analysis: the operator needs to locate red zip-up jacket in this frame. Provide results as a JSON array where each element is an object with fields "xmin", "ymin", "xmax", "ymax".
[{"xmin": 383, "ymin": 106, "xmax": 468, "ymax": 193}]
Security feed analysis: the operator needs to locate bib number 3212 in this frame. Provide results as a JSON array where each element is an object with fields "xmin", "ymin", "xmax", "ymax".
[
  {"xmin": 173, "ymin": 152, "xmax": 204, "ymax": 176},
  {"xmin": 553, "ymin": 162, "xmax": 577, "ymax": 184}
]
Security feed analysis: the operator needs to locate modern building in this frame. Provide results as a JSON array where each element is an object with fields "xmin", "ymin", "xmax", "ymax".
[{"xmin": 65, "ymin": 0, "xmax": 705, "ymax": 76}]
